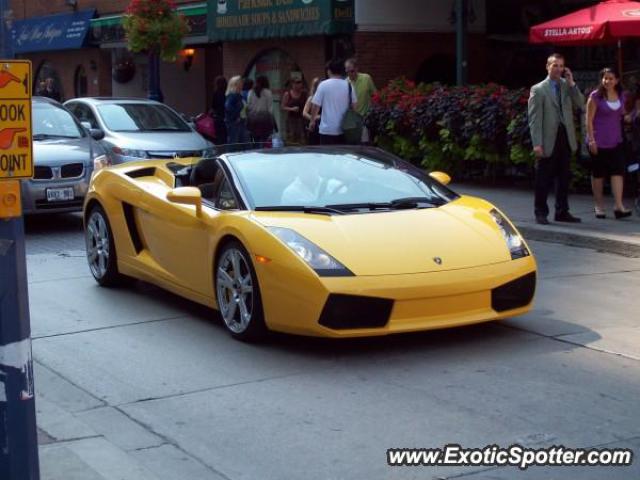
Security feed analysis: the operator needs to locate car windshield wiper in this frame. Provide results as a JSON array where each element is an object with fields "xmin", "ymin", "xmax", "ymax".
[
  {"xmin": 325, "ymin": 202, "xmax": 393, "ymax": 211},
  {"xmin": 33, "ymin": 134, "xmax": 80, "ymax": 140},
  {"xmin": 254, "ymin": 205, "xmax": 345, "ymax": 215},
  {"xmin": 389, "ymin": 196, "xmax": 445, "ymax": 208},
  {"xmin": 326, "ymin": 197, "xmax": 444, "ymax": 212}
]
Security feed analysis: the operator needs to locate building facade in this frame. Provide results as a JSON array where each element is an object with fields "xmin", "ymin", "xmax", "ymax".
[
  {"xmin": 5, "ymin": 0, "xmax": 492, "ymax": 120},
  {"xmin": 6, "ymin": 0, "xmax": 632, "ymax": 117},
  {"xmin": 353, "ymin": 0, "xmax": 487, "ymax": 86},
  {"xmin": 8, "ymin": 0, "xmax": 216, "ymax": 116}
]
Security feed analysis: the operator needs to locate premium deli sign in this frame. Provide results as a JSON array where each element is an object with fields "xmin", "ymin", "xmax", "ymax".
[{"xmin": 208, "ymin": 0, "xmax": 354, "ymax": 41}]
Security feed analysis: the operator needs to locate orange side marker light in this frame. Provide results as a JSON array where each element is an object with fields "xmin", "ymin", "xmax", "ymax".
[{"xmin": 255, "ymin": 255, "xmax": 271, "ymax": 264}]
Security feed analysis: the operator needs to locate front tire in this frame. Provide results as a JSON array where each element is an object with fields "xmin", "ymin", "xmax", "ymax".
[
  {"xmin": 215, "ymin": 240, "xmax": 267, "ymax": 341},
  {"xmin": 85, "ymin": 205, "xmax": 124, "ymax": 287}
]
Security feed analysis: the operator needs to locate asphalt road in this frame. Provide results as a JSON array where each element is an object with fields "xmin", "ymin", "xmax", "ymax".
[
  {"xmin": 24, "ymin": 212, "xmax": 85, "ymax": 255},
  {"xmin": 23, "ymin": 215, "xmax": 640, "ymax": 480}
]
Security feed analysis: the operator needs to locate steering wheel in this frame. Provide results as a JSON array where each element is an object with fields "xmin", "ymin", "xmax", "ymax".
[{"xmin": 317, "ymin": 178, "xmax": 349, "ymax": 202}]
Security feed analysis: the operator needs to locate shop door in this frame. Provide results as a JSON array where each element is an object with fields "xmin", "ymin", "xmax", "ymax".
[{"xmin": 246, "ymin": 49, "xmax": 304, "ymax": 134}]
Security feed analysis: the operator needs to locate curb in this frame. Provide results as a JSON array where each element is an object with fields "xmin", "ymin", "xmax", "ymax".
[{"xmin": 517, "ymin": 224, "xmax": 640, "ymax": 258}]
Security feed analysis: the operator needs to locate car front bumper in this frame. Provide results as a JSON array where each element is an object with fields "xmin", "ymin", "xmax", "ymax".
[
  {"xmin": 258, "ymin": 256, "xmax": 537, "ymax": 338},
  {"xmin": 21, "ymin": 169, "xmax": 91, "ymax": 214}
]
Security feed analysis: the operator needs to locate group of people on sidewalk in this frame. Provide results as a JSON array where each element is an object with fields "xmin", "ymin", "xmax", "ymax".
[
  {"xmin": 528, "ymin": 53, "xmax": 636, "ymax": 224},
  {"xmin": 204, "ymin": 50, "xmax": 637, "ymax": 223},
  {"xmin": 206, "ymin": 57, "xmax": 376, "ymax": 148}
]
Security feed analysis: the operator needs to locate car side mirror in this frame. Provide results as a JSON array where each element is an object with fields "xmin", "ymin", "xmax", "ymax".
[
  {"xmin": 429, "ymin": 171, "xmax": 452, "ymax": 185},
  {"xmin": 89, "ymin": 128, "xmax": 105, "ymax": 141},
  {"xmin": 166, "ymin": 186, "xmax": 202, "ymax": 216}
]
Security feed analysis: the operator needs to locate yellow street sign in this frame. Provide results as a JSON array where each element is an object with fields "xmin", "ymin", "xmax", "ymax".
[{"xmin": 0, "ymin": 60, "xmax": 32, "ymax": 180}]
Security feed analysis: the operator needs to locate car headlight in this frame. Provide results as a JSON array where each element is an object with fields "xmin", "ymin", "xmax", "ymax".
[
  {"xmin": 202, "ymin": 147, "xmax": 216, "ymax": 158},
  {"xmin": 112, "ymin": 147, "xmax": 149, "ymax": 159},
  {"xmin": 268, "ymin": 227, "xmax": 353, "ymax": 276},
  {"xmin": 92, "ymin": 154, "xmax": 111, "ymax": 174},
  {"xmin": 490, "ymin": 209, "xmax": 529, "ymax": 260}
]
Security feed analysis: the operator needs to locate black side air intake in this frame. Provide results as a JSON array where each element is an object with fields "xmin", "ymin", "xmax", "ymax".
[
  {"xmin": 318, "ymin": 294, "xmax": 394, "ymax": 330},
  {"xmin": 122, "ymin": 203, "xmax": 143, "ymax": 254},
  {"xmin": 126, "ymin": 167, "xmax": 156, "ymax": 178}
]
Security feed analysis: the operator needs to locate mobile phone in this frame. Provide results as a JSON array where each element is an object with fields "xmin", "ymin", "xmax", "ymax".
[{"xmin": 561, "ymin": 68, "xmax": 566, "ymax": 78}]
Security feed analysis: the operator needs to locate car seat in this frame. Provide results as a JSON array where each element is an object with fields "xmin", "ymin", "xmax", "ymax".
[{"xmin": 189, "ymin": 158, "xmax": 219, "ymax": 199}]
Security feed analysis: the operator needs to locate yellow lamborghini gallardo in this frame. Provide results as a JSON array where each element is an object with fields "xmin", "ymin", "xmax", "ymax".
[{"xmin": 83, "ymin": 146, "xmax": 536, "ymax": 341}]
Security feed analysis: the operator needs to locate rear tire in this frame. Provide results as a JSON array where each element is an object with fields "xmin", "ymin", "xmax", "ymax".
[
  {"xmin": 215, "ymin": 240, "xmax": 267, "ymax": 342},
  {"xmin": 85, "ymin": 205, "xmax": 125, "ymax": 287}
]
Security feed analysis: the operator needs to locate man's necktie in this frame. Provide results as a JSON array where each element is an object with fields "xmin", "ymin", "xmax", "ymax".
[{"xmin": 555, "ymin": 83, "xmax": 564, "ymax": 124}]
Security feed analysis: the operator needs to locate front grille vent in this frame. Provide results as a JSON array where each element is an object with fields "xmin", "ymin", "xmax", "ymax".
[
  {"xmin": 491, "ymin": 272, "xmax": 536, "ymax": 312},
  {"xmin": 61, "ymin": 163, "xmax": 84, "ymax": 178},
  {"xmin": 318, "ymin": 294, "xmax": 393, "ymax": 330},
  {"xmin": 34, "ymin": 166, "xmax": 53, "ymax": 179}
]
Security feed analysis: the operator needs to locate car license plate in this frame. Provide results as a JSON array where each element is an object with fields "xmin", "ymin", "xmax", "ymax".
[{"xmin": 46, "ymin": 187, "xmax": 74, "ymax": 202}]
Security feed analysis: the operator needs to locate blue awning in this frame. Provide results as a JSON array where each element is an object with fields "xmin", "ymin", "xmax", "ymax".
[{"xmin": 11, "ymin": 9, "xmax": 96, "ymax": 54}]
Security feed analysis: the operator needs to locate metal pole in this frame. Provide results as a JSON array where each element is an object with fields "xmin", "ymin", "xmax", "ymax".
[
  {"xmin": 148, "ymin": 51, "xmax": 164, "ymax": 103},
  {"xmin": 0, "ymin": 0, "xmax": 13, "ymax": 59},
  {"xmin": 456, "ymin": 0, "xmax": 468, "ymax": 86},
  {"xmin": 0, "ymin": 211, "xmax": 40, "ymax": 480},
  {"xmin": 0, "ymin": 34, "xmax": 40, "ymax": 478},
  {"xmin": 618, "ymin": 39, "xmax": 623, "ymax": 78},
  {"xmin": 0, "ymin": 0, "xmax": 6, "ymax": 58}
]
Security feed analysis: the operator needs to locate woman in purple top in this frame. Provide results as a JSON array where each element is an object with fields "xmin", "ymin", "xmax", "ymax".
[{"xmin": 586, "ymin": 68, "xmax": 632, "ymax": 219}]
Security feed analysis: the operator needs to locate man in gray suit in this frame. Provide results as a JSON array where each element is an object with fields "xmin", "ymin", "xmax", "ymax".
[{"xmin": 528, "ymin": 53, "xmax": 584, "ymax": 225}]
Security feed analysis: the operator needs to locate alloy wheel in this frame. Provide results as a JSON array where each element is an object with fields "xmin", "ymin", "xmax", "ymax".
[
  {"xmin": 86, "ymin": 210, "xmax": 110, "ymax": 280},
  {"xmin": 216, "ymin": 248, "xmax": 254, "ymax": 334}
]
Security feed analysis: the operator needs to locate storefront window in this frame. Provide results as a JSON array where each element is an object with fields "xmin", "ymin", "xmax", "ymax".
[
  {"xmin": 246, "ymin": 49, "xmax": 304, "ymax": 132},
  {"xmin": 34, "ymin": 61, "xmax": 64, "ymax": 102},
  {"xmin": 74, "ymin": 66, "xmax": 88, "ymax": 98}
]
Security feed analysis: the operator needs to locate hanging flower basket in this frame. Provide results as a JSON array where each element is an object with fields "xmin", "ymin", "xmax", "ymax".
[{"xmin": 122, "ymin": 0, "xmax": 190, "ymax": 61}]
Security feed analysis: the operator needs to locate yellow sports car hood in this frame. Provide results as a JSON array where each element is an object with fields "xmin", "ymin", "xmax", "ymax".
[{"xmin": 251, "ymin": 199, "xmax": 513, "ymax": 276}]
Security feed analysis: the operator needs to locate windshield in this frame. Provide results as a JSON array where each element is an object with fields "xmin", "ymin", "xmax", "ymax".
[
  {"xmin": 97, "ymin": 103, "xmax": 191, "ymax": 132},
  {"xmin": 33, "ymin": 103, "xmax": 84, "ymax": 139},
  {"xmin": 229, "ymin": 151, "xmax": 456, "ymax": 211}
]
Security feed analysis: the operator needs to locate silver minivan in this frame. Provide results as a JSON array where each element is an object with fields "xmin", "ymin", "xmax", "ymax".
[{"xmin": 64, "ymin": 97, "xmax": 215, "ymax": 164}]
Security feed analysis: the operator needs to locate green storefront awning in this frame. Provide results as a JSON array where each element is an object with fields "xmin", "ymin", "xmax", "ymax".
[
  {"xmin": 207, "ymin": 0, "xmax": 355, "ymax": 42},
  {"xmin": 90, "ymin": 2, "xmax": 207, "ymax": 28}
]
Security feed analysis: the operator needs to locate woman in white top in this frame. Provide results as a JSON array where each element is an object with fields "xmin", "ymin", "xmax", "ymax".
[{"xmin": 247, "ymin": 76, "xmax": 275, "ymax": 143}]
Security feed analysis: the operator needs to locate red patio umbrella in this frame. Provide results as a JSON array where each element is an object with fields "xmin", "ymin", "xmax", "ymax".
[{"xmin": 529, "ymin": 0, "xmax": 640, "ymax": 74}]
